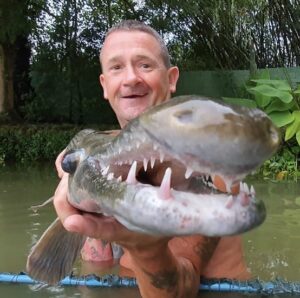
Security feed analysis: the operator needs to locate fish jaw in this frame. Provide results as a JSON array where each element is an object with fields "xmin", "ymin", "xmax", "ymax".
[
  {"xmin": 112, "ymin": 183, "xmax": 266, "ymax": 236},
  {"xmin": 68, "ymin": 157, "xmax": 266, "ymax": 237}
]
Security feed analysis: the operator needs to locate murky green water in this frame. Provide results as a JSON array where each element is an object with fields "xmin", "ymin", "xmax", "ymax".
[{"xmin": 1, "ymin": 163, "xmax": 300, "ymax": 297}]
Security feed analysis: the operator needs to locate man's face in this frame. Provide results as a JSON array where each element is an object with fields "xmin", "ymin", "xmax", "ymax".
[{"xmin": 100, "ymin": 30, "xmax": 179, "ymax": 127}]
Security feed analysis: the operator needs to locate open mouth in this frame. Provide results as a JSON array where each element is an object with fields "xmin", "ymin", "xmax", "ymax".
[
  {"xmin": 97, "ymin": 142, "xmax": 256, "ymax": 207},
  {"xmin": 121, "ymin": 93, "xmax": 148, "ymax": 99}
]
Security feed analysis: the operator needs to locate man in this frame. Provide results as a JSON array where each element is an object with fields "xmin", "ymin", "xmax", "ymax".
[{"xmin": 54, "ymin": 20, "xmax": 250, "ymax": 298}]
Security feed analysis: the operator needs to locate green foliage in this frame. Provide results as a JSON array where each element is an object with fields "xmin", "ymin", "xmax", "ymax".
[
  {"xmin": 258, "ymin": 147, "xmax": 300, "ymax": 181},
  {"xmin": 0, "ymin": 125, "xmax": 82, "ymax": 164}
]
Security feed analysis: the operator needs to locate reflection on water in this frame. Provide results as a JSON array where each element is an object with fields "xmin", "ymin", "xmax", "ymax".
[{"xmin": 0, "ymin": 164, "xmax": 300, "ymax": 298}]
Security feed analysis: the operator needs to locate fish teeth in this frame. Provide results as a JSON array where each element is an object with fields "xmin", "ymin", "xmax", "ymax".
[
  {"xmin": 239, "ymin": 182, "xmax": 244, "ymax": 192},
  {"xmin": 243, "ymin": 183, "xmax": 250, "ymax": 194},
  {"xmin": 136, "ymin": 141, "xmax": 141, "ymax": 149},
  {"xmin": 250, "ymin": 185, "xmax": 255, "ymax": 195},
  {"xmin": 225, "ymin": 195, "xmax": 234, "ymax": 209},
  {"xmin": 107, "ymin": 173, "xmax": 114, "ymax": 180},
  {"xmin": 143, "ymin": 158, "xmax": 148, "ymax": 171},
  {"xmin": 150, "ymin": 156, "xmax": 155, "ymax": 168},
  {"xmin": 185, "ymin": 167, "xmax": 193, "ymax": 179},
  {"xmin": 117, "ymin": 176, "xmax": 122, "ymax": 182},
  {"xmin": 153, "ymin": 143, "xmax": 158, "ymax": 151},
  {"xmin": 102, "ymin": 166, "xmax": 110, "ymax": 175},
  {"xmin": 158, "ymin": 167, "xmax": 172, "ymax": 200},
  {"xmin": 126, "ymin": 161, "xmax": 137, "ymax": 184},
  {"xmin": 159, "ymin": 151, "xmax": 165, "ymax": 163}
]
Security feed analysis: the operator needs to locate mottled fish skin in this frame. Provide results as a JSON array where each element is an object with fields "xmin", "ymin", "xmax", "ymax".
[{"xmin": 27, "ymin": 95, "xmax": 280, "ymax": 285}]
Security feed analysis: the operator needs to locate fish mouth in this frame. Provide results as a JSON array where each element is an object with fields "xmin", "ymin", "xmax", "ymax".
[{"xmin": 97, "ymin": 135, "xmax": 257, "ymax": 210}]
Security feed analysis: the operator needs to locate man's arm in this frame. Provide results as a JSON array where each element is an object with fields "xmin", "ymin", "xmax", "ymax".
[{"xmin": 125, "ymin": 236, "xmax": 220, "ymax": 298}]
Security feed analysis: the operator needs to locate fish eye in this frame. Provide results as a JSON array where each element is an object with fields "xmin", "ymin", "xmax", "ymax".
[{"xmin": 61, "ymin": 149, "xmax": 85, "ymax": 174}]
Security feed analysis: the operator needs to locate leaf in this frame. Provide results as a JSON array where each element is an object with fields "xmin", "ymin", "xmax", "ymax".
[
  {"xmin": 251, "ymin": 79, "xmax": 291, "ymax": 91},
  {"xmin": 265, "ymin": 98, "xmax": 295, "ymax": 114},
  {"xmin": 253, "ymin": 92, "xmax": 272, "ymax": 108},
  {"xmin": 285, "ymin": 111, "xmax": 300, "ymax": 141},
  {"xmin": 248, "ymin": 85, "xmax": 293, "ymax": 103},
  {"xmin": 222, "ymin": 97, "xmax": 257, "ymax": 108},
  {"xmin": 296, "ymin": 130, "xmax": 300, "ymax": 146},
  {"xmin": 268, "ymin": 111, "xmax": 294, "ymax": 128}
]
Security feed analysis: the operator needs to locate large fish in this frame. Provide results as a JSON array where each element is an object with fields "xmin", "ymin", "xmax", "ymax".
[{"xmin": 26, "ymin": 95, "xmax": 280, "ymax": 284}]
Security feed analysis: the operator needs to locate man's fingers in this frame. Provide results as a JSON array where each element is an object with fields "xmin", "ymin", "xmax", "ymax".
[
  {"xmin": 55, "ymin": 149, "xmax": 66, "ymax": 178},
  {"xmin": 53, "ymin": 174, "xmax": 79, "ymax": 226}
]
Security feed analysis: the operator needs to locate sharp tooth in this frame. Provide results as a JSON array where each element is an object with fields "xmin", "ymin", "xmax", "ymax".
[
  {"xmin": 126, "ymin": 161, "xmax": 137, "ymax": 184},
  {"xmin": 225, "ymin": 179, "xmax": 233, "ymax": 193},
  {"xmin": 225, "ymin": 195, "xmax": 234, "ymax": 209},
  {"xmin": 243, "ymin": 183, "xmax": 250, "ymax": 194},
  {"xmin": 159, "ymin": 151, "xmax": 165, "ymax": 163},
  {"xmin": 208, "ymin": 182, "xmax": 214, "ymax": 188},
  {"xmin": 153, "ymin": 143, "xmax": 158, "ymax": 150},
  {"xmin": 102, "ymin": 166, "xmax": 110, "ymax": 175},
  {"xmin": 143, "ymin": 158, "xmax": 148, "ymax": 171},
  {"xmin": 136, "ymin": 141, "xmax": 141, "ymax": 149},
  {"xmin": 240, "ymin": 182, "xmax": 244, "ymax": 192},
  {"xmin": 158, "ymin": 167, "xmax": 172, "ymax": 200},
  {"xmin": 150, "ymin": 156, "xmax": 155, "ymax": 168},
  {"xmin": 117, "ymin": 176, "xmax": 122, "ymax": 182},
  {"xmin": 185, "ymin": 167, "xmax": 193, "ymax": 179},
  {"xmin": 107, "ymin": 173, "xmax": 114, "ymax": 180},
  {"xmin": 250, "ymin": 185, "xmax": 255, "ymax": 195}
]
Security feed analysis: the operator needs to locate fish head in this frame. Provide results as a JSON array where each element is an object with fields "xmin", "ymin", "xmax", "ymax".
[{"xmin": 138, "ymin": 95, "xmax": 280, "ymax": 177}]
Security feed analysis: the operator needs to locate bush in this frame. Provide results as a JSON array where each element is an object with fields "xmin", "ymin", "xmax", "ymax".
[{"xmin": 0, "ymin": 125, "xmax": 108, "ymax": 164}]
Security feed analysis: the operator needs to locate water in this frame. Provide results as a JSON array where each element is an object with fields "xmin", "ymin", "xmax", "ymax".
[{"xmin": 1, "ymin": 163, "xmax": 300, "ymax": 297}]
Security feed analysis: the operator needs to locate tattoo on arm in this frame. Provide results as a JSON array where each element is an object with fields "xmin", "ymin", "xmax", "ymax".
[
  {"xmin": 142, "ymin": 262, "xmax": 198, "ymax": 297},
  {"xmin": 142, "ymin": 268, "xmax": 178, "ymax": 292}
]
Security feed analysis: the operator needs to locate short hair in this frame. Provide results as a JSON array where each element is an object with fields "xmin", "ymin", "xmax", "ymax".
[{"xmin": 100, "ymin": 20, "xmax": 171, "ymax": 68}]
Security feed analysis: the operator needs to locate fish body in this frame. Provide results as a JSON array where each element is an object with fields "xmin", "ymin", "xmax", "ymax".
[{"xmin": 27, "ymin": 95, "xmax": 280, "ymax": 284}]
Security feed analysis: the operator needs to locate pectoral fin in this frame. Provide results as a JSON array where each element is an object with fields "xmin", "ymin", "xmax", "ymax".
[{"xmin": 26, "ymin": 217, "xmax": 86, "ymax": 285}]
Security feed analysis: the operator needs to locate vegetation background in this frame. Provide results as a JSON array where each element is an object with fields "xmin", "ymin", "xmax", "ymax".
[{"xmin": 1, "ymin": 0, "xmax": 300, "ymax": 177}]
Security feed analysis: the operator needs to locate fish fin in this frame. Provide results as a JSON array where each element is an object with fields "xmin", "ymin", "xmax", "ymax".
[
  {"xmin": 30, "ymin": 197, "xmax": 54, "ymax": 212},
  {"xmin": 26, "ymin": 217, "xmax": 86, "ymax": 285}
]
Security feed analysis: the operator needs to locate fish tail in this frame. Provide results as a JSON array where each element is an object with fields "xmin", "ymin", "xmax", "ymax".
[{"xmin": 26, "ymin": 218, "xmax": 86, "ymax": 285}]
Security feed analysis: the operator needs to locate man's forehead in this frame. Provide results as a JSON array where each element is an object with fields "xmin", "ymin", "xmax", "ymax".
[{"xmin": 101, "ymin": 31, "xmax": 162, "ymax": 63}]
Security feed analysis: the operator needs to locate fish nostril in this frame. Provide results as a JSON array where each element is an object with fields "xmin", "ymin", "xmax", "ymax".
[
  {"xmin": 173, "ymin": 110, "xmax": 194, "ymax": 123},
  {"xmin": 269, "ymin": 125, "xmax": 280, "ymax": 147}
]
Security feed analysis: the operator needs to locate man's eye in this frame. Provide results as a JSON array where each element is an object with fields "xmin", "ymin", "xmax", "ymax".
[
  {"xmin": 111, "ymin": 65, "xmax": 121, "ymax": 70},
  {"xmin": 140, "ymin": 63, "xmax": 151, "ymax": 69}
]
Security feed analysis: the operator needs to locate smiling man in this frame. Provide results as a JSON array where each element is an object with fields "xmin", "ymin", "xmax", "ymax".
[
  {"xmin": 99, "ymin": 23, "xmax": 179, "ymax": 127},
  {"xmin": 54, "ymin": 20, "xmax": 250, "ymax": 298}
]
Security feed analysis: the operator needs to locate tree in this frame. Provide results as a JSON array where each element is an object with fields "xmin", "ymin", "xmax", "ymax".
[{"xmin": 0, "ymin": 0, "xmax": 42, "ymax": 116}]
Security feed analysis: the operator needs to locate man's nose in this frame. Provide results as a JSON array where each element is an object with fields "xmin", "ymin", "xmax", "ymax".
[{"xmin": 123, "ymin": 66, "xmax": 141, "ymax": 86}]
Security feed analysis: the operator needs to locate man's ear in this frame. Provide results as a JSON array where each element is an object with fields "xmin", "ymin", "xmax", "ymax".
[
  {"xmin": 99, "ymin": 74, "xmax": 108, "ymax": 100},
  {"xmin": 168, "ymin": 66, "xmax": 180, "ymax": 94}
]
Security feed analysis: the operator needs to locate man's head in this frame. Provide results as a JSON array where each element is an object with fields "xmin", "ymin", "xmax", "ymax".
[{"xmin": 99, "ymin": 20, "xmax": 179, "ymax": 127}]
